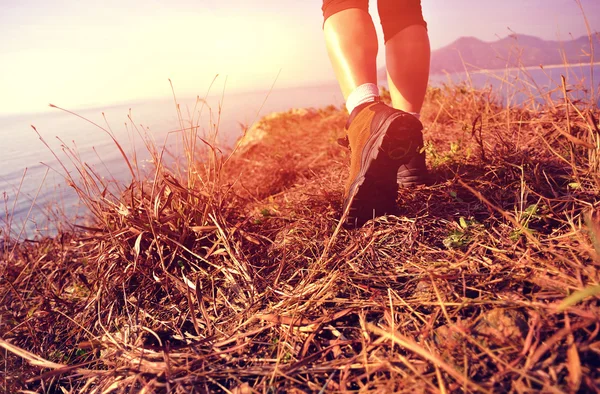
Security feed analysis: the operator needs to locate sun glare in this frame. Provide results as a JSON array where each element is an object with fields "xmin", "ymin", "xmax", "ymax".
[{"xmin": 0, "ymin": 8, "xmax": 323, "ymax": 115}]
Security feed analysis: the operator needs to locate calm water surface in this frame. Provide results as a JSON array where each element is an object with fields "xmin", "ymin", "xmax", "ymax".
[
  {"xmin": 1, "ymin": 66, "xmax": 598, "ymax": 237},
  {"xmin": 0, "ymin": 84, "xmax": 344, "ymax": 236}
]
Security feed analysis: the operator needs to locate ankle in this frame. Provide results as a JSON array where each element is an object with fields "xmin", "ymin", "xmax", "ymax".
[{"xmin": 346, "ymin": 83, "xmax": 379, "ymax": 113}]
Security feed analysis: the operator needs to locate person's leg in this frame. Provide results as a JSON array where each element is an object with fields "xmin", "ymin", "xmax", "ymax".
[
  {"xmin": 378, "ymin": 0, "xmax": 430, "ymax": 113},
  {"xmin": 377, "ymin": 0, "xmax": 429, "ymax": 188},
  {"xmin": 322, "ymin": 1, "xmax": 378, "ymax": 101},
  {"xmin": 386, "ymin": 26, "xmax": 430, "ymax": 113},
  {"xmin": 322, "ymin": 1, "xmax": 427, "ymax": 228}
]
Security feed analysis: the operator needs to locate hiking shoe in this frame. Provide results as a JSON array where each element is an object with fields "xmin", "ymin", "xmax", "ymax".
[
  {"xmin": 342, "ymin": 101, "xmax": 425, "ymax": 228},
  {"xmin": 338, "ymin": 112, "xmax": 428, "ymax": 189},
  {"xmin": 397, "ymin": 144, "xmax": 428, "ymax": 187}
]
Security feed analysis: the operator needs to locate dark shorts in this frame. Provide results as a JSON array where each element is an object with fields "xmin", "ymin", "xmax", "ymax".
[{"xmin": 322, "ymin": 0, "xmax": 427, "ymax": 43}]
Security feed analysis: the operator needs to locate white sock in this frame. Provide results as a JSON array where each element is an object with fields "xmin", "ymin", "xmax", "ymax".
[
  {"xmin": 408, "ymin": 112, "xmax": 421, "ymax": 120},
  {"xmin": 346, "ymin": 83, "xmax": 379, "ymax": 114}
]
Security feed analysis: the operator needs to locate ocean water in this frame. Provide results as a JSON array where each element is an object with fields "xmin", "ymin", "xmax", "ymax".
[
  {"xmin": 0, "ymin": 83, "xmax": 345, "ymax": 237},
  {"xmin": 1, "ymin": 65, "xmax": 598, "ymax": 238},
  {"xmin": 429, "ymin": 64, "xmax": 600, "ymax": 107}
]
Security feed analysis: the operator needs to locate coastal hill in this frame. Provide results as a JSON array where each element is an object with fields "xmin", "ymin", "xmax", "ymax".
[
  {"xmin": 2, "ymin": 81, "xmax": 600, "ymax": 391},
  {"xmin": 379, "ymin": 34, "xmax": 597, "ymax": 76}
]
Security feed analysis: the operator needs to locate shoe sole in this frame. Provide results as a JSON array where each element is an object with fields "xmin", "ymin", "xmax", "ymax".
[
  {"xmin": 343, "ymin": 111, "xmax": 423, "ymax": 228},
  {"xmin": 397, "ymin": 152, "xmax": 428, "ymax": 187}
]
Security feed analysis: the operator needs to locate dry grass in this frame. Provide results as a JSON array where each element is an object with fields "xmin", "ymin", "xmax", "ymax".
[{"xmin": 1, "ymin": 66, "xmax": 600, "ymax": 392}]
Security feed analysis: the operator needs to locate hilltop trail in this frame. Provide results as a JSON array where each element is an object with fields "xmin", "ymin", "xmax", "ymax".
[{"xmin": 2, "ymin": 85, "xmax": 600, "ymax": 392}]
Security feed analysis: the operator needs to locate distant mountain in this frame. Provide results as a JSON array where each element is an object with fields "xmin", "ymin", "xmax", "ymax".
[{"xmin": 379, "ymin": 34, "xmax": 597, "ymax": 77}]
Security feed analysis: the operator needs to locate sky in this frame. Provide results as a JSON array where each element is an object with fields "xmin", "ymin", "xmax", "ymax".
[{"xmin": 1, "ymin": 0, "xmax": 599, "ymax": 115}]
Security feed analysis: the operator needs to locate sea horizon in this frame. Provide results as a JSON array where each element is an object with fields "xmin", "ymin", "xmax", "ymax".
[{"xmin": 2, "ymin": 65, "xmax": 599, "ymax": 238}]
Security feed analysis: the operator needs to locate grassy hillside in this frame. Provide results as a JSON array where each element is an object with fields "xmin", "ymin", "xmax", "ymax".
[{"xmin": 1, "ymin": 76, "xmax": 600, "ymax": 392}]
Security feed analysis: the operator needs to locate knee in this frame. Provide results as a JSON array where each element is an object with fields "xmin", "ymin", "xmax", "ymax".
[
  {"xmin": 378, "ymin": 0, "xmax": 428, "ymax": 43},
  {"xmin": 322, "ymin": 0, "xmax": 369, "ymax": 24}
]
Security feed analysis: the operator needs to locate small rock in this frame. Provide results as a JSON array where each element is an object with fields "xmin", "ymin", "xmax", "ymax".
[{"xmin": 473, "ymin": 308, "xmax": 528, "ymax": 347}]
